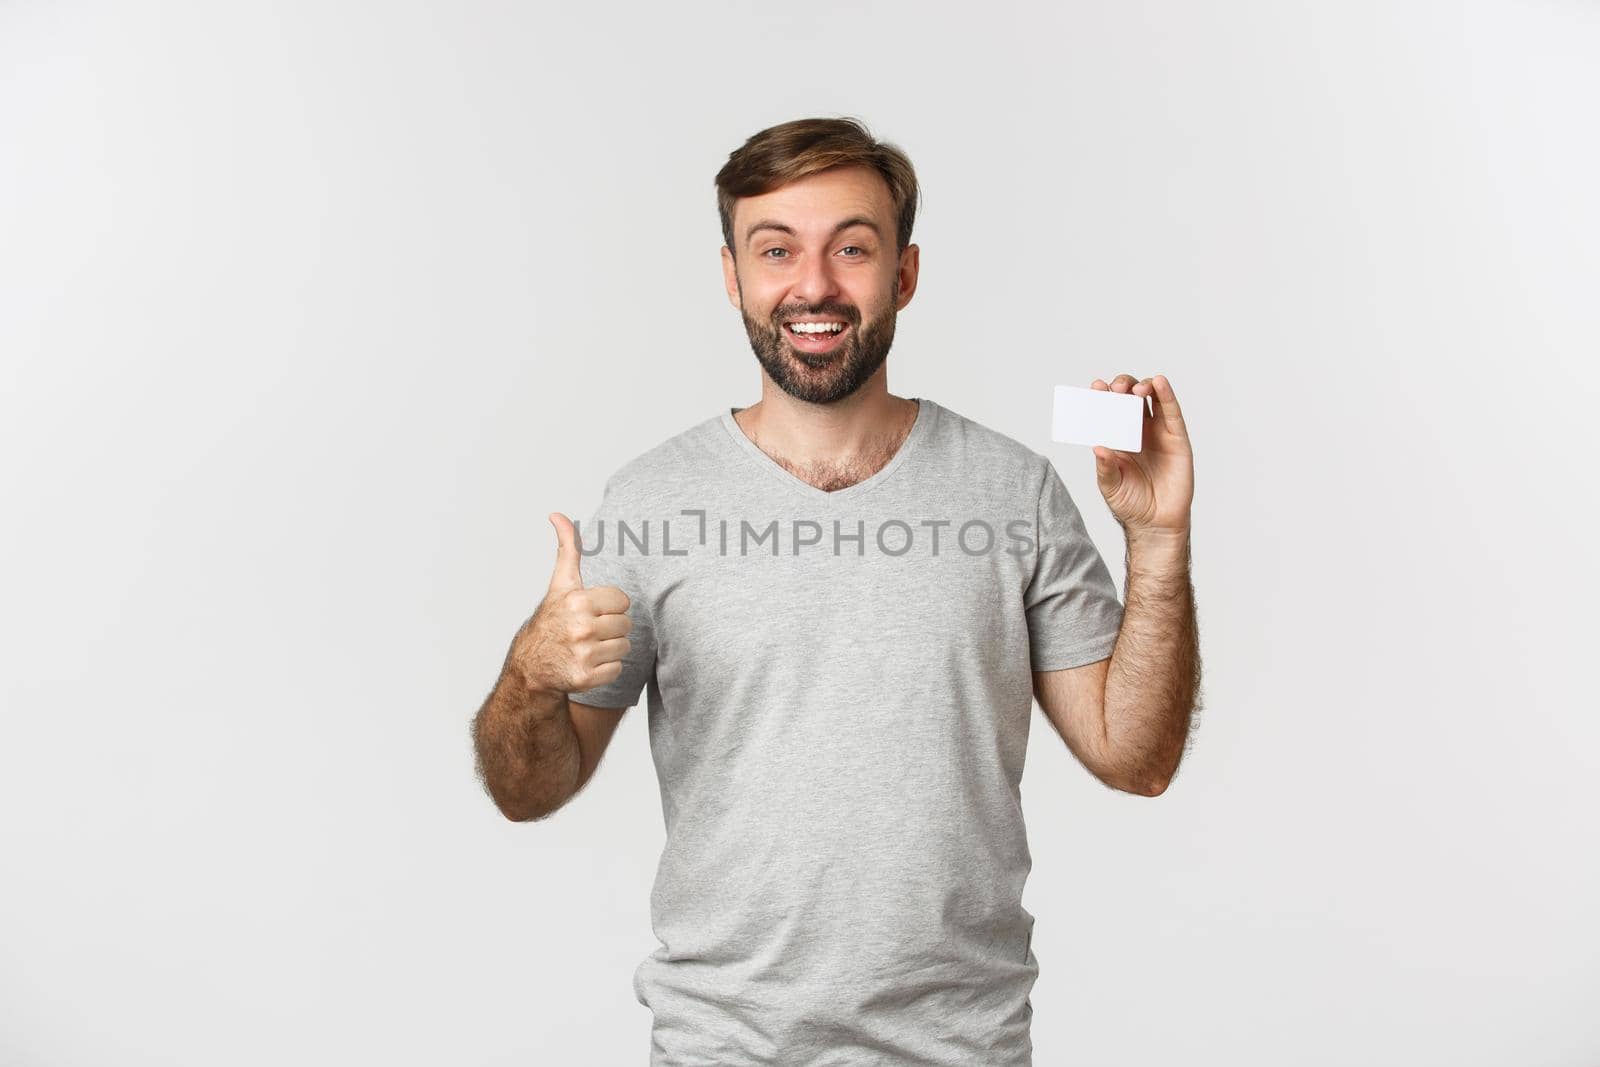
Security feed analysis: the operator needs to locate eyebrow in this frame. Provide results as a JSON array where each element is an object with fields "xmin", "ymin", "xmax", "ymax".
[{"xmin": 745, "ymin": 215, "xmax": 882, "ymax": 246}]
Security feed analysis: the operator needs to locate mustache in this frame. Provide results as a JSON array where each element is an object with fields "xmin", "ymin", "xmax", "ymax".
[{"xmin": 770, "ymin": 305, "xmax": 858, "ymax": 327}]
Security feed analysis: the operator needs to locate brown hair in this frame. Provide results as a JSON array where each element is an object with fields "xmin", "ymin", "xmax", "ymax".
[{"xmin": 715, "ymin": 116, "xmax": 922, "ymax": 259}]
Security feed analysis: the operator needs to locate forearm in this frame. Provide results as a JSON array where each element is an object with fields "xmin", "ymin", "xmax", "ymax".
[
  {"xmin": 472, "ymin": 667, "xmax": 582, "ymax": 822},
  {"xmin": 1102, "ymin": 528, "xmax": 1201, "ymax": 795}
]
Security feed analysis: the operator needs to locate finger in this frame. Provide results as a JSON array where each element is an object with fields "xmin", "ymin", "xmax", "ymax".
[
  {"xmin": 588, "ymin": 611, "xmax": 633, "ymax": 641},
  {"xmin": 582, "ymin": 584, "xmax": 632, "ymax": 616},
  {"xmin": 1109, "ymin": 373, "xmax": 1139, "ymax": 393},
  {"xmin": 1149, "ymin": 374, "xmax": 1188, "ymax": 437},
  {"xmin": 581, "ymin": 660, "xmax": 624, "ymax": 690},
  {"xmin": 591, "ymin": 635, "xmax": 632, "ymax": 665},
  {"xmin": 547, "ymin": 512, "xmax": 584, "ymax": 593},
  {"xmin": 1090, "ymin": 378, "xmax": 1109, "ymax": 391},
  {"xmin": 1134, "ymin": 376, "xmax": 1155, "ymax": 419}
]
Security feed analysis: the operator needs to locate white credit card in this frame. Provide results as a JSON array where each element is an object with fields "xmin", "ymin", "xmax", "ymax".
[{"xmin": 1051, "ymin": 384, "xmax": 1145, "ymax": 452}]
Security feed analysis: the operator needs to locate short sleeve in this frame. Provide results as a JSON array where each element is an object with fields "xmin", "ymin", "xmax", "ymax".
[
  {"xmin": 566, "ymin": 475, "xmax": 658, "ymax": 710},
  {"xmin": 1023, "ymin": 459, "xmax": 1125, "ymax": 671}
]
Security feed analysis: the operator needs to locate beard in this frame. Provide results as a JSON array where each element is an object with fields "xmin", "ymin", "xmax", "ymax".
[{"xmin": 739, "ymin": 292, "xmax": 898, "ymax": 405}]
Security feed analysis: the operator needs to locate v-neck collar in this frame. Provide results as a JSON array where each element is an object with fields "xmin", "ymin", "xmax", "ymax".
[{"xmin": 718, "ymin": 398, "xmax": 936, "ymax": 503}]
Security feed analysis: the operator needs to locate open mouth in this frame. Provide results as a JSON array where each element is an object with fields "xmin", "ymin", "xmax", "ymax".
[{"xmin": 783, "ymin": 319, "xmax": 851, "ymax": 355}]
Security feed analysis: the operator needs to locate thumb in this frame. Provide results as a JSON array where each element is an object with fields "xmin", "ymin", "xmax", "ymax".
[{"xmin": 547, "ymin": 512, "xmax": 584, "ymax": 593}]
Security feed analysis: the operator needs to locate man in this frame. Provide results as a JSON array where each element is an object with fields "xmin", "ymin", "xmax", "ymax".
[{"xmin": 473, "ymin": 116, "xmax": 1200, "ymax": 1065}]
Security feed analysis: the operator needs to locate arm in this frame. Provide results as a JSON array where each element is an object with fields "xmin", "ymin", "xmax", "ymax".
[
  {"xmin": 471, "ymin": 671, "xmax": 628, "ymax": 822},
  {"xmin": 1034, "ymin": 530, "xmax": 1198, "ymax": 796},
  {"xmin": 471, "ymin": 511, "xmax": 636, "ymax": 822},
  {"xmin": 1033, "ymin": 373, "xmax": 1201, "ymax": 796}
]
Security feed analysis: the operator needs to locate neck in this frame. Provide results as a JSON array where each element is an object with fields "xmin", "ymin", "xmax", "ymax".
[
  {"xmin": 735, "ymin": 382, "xmax": 916, "ymax": 469},
  {"xmin": 733, "ymin": 382, "xmax": 920, "ymax": 493}
]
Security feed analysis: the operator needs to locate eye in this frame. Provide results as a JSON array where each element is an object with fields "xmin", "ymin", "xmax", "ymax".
[
  {"xmin": 763, "ymin": 248, "xmax": 788, "ymax": 259},
  {"xmin": 839, "ymin": 246, "xmax": 864, "ymax": 257}
]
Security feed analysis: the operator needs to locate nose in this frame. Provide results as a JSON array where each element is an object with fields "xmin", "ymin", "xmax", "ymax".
[{"xmin": 788, "ymin": 248, "xmax": 844, "ymax": 309}]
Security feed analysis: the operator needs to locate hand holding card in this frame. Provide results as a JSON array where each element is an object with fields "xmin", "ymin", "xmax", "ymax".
[{"xmin": 1053, "ymin": 374, "xmax": 1195, "ymax": 541}]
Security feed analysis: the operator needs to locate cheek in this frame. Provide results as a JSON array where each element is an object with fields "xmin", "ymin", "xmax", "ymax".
[
  {"xmin": 750, "ymin": 293, "xmax": 785, "ymax": 324},
  {"xmin": 866, "ymin": 275, "xmax": 898, "ymax": 308},
  {"xmin": 858, "ymin": 287, "xmax": 895, "ymax": 324}
]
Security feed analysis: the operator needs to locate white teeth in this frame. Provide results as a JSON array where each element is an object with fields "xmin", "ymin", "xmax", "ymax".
[{"xmin": 788, "ymin": 322, "xmax": 845, "ymax": 334}]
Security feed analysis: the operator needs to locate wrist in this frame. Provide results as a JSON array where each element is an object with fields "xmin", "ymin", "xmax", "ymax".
[
  {"xmin": 1126, "ymin": 524, "xmax": 1190, "ymax": 551},
  {"xmin": 499, "ymin": 663, "xmax": 567, "ymax": 721}
]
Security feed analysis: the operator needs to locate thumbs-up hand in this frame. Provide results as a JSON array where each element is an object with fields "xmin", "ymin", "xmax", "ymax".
[{"xmin": 506, "ymin": 512, "xmax": 634, "ymax": 696}]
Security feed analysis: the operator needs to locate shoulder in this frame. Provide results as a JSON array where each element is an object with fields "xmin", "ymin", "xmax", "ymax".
[
  {"xmin": 924, "ymin": 398, "xmax": 1054, "ymax": 497},
  {"xmin": 598, "ymin": 412, "xmax": 727, "ymax": 505}
]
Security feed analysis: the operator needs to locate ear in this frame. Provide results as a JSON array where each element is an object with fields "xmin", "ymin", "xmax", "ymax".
[
  {"xmin": 894, "ymin": 243, "xmax": 920, "ymax": 310},
  {"xmin": 721, "ymin": 245, "xmax": 743, "ymax": 311}
]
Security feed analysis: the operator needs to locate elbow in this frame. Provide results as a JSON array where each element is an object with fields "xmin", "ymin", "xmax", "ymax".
[
  {"xmin": 484, "ymin": 781, "xmax": 562, "ymax": 823},
  {"xmin": 1106, "ymin": 775, "xmax": 1168, "ymax": 797},
  {"xmin": 497, "ymin": 798, "xmax": 557, "ymax": 822},
  {"xmin": 1107, "ymin": 749, "xmax": 1180, "ymax": 797},
  {"xmin": 489, "ymin": 790, "xmax": 532, "ymax": 822},
  {"xmin": 1104, "ymin": 767, "xmax": 1172, "ymax": 797},
  {"xmin": 497, "ymin": 798, "xmax": 534, "ymax": 822}
]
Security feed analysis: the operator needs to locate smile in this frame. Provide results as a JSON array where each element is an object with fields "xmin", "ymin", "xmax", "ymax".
[{"xmin": 783, "ymin": 320, "xmax": 851, "ymax": 353}]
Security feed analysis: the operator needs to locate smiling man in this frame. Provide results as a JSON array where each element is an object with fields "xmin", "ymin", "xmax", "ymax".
[
  {"xmin": 720, "ymin": 152, "xmax": 923, "ymax": 492},
  {"xmin": 472, "ymin": 116, "xmax": 1202, "ymax": 1065},
  {"xmin": 729, "ymin": 173, "xmax": 905, "ymax": 404}
]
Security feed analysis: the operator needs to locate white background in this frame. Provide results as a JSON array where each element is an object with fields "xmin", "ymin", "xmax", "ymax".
[{"xmin": 2, "ymin": 1, "xmax": 1596, "ymax": 1064}]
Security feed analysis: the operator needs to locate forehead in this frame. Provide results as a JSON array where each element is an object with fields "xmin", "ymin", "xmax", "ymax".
[{"xmin": 733, "ymin": 165, "xmax": 894, "ymax": 243}]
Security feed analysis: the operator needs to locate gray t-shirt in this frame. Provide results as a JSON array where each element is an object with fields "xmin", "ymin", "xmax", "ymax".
[{"xmin": 573, "ymin": 397, "xmax": 1124, "ymax": 1065}]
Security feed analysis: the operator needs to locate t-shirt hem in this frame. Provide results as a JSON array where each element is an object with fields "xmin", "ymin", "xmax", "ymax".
[
  {"xmin": 1029, "ymin": 627, "xmax": 1119, "ymax": 671},
  {"xmin": 566, "ymin": 697, "xmax": 635, "ymax": 711}
]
